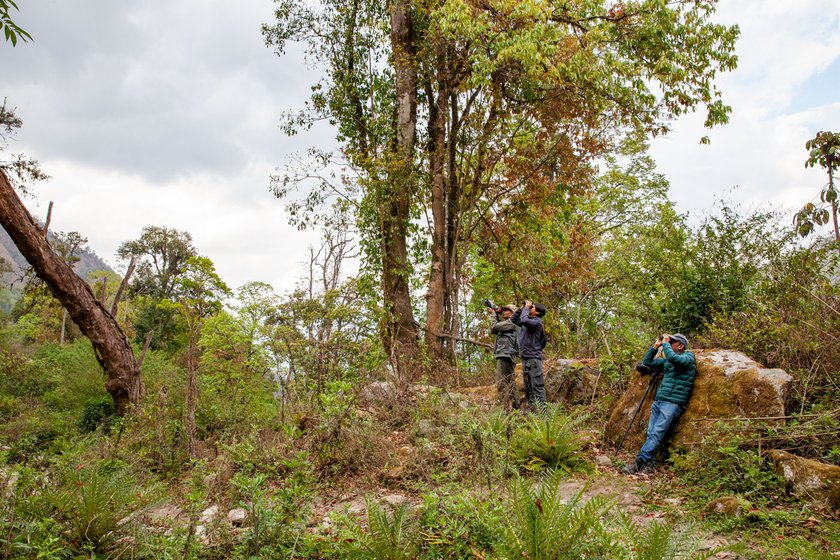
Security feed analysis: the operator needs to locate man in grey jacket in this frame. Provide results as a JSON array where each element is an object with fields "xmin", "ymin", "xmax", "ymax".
[{"xmin": 490, "ymin": 304, "xmax": 520, "ymax": 411}]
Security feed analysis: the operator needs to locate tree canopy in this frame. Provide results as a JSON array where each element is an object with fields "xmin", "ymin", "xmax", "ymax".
[{"xmin": 264, "ymin": 0, "xmax": 740, "ymax": 369}]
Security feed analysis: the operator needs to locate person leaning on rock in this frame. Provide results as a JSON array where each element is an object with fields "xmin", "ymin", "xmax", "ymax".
[
  {"xmin": 623, "ymin": 333, "xmax": 696, "ymax": 476},
  {"xmin": 512, "ymin": 300, "xmax": 548, "ymax": 413},
  {"xmin": 489, "ymin": 304, "xmax": 521, "ymax": 411}
]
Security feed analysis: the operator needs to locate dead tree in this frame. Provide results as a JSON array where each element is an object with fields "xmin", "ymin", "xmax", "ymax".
[{"xmin": 0, "ymin": 169, "xmax": 141, "ymax": 415}]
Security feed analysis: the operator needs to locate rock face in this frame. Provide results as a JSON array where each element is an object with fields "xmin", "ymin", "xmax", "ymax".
[
  {"xmin": 604, "ymin": 349, "xmax": 794, "ymax": 452},
  {"xmin": 545, "ymin": 359, "xmax": 601, "ymax": 404},
  {"xmin": 767, "ymin": 450, "xmax": 840, "ymax": 512},
  {"xmin": 512, "ymin": 359, "xmax": 601, "ymax": 405}
]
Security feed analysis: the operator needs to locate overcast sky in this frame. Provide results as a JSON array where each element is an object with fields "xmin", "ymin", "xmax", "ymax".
[{"xmin": 1, "ymin": 1, "xmax": 839, "ymax": 294}]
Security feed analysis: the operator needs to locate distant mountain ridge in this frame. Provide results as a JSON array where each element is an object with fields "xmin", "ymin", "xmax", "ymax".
[{"xmin": 0, "ymin": 226, "xmax": 114, "ymax": 284}]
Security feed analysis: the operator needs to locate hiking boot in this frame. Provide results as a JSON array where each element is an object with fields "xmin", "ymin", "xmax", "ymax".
[
  {"xmin": 622, "ymin": 459, "xmax": 643, "ymax": 474},
  {"xmin": 639, "ymin": 461, "xmax": 656, "ymax": 475}
]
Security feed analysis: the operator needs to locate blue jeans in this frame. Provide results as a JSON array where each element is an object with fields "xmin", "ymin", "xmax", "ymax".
[{"xmin": 637, "ymin": 400, "xmax": 684, "ymax": 464}]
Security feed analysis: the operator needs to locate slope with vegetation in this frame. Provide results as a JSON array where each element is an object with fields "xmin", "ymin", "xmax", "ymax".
[{"xmin": 1, "ymin": 0, "xmax": 840, "ymax": 558}]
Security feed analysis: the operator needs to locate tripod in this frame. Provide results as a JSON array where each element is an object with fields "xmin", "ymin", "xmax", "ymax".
[{"xmin": 615, "ymin": 363, "xmax": 663, "ymax": 453}]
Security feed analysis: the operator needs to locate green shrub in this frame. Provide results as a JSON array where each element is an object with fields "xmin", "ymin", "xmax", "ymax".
[
  {"xmin": 512, "ymin": 404, "xmax": 589, "ymax": 472},
  {"xmin": 349, "ymin": 498, "xmax": 418, "ymax": 560},
  {"xmin": 670, "ymin": 440, "xmax": 784, "ymax": 506},
  {"xmin": 33, "ymin": 459, "xmax": 160, "ymax": 554},
  {"xmin": 611, "ymin": 513, "xmax": 720, "ymax": 560},
  {"xmin": 4, "ymin": 414, "xmax": 61, "ymax": 464},
  {"xmin": 228, "ymin": 466, "xmax": 314, "ymax": 559},
  {"xmin": 417, "ymin": 492, "xmax": 503, "ymax": 559},
  {"xmin": 0, "ymin": 348, "xmax": 57, "ymax": 399},
  {"xmin": 79, "ymin": 396, "xmax": 116, "ymax": 432},
  {"xmin": 499, "ymin": 471, "xmax": 612, "ymax": 559}
]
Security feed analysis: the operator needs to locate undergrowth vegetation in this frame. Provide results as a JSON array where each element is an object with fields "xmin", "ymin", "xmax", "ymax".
[{"xmin": 1, "ymin": 138, "xmax": 840, "ymax": 558}]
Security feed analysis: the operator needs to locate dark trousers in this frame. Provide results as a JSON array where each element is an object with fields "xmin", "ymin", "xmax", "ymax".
[
  {"xmin": 522, "ymin": 358, "xmax": 546, "ymax": 412},
  {"xmin": 495, "ymin": 357, "xmax": 520, "ymax": 410}
]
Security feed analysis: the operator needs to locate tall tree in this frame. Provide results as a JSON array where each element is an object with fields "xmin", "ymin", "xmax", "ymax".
[
  {"xmin": 0, "ymin": 170, "xmax": 142, "ymax": 414},
  {"xmin": 264, "ymin": 0, "xmax": 739, "ymax": 369},
  {"xmin": 176, "ymin": 256, "xmax": 231, "ymax": 458},
  {"xmin": 118, "ymin": 226, "xmax": 198, "ymax": 349},
  {"xmin": 0, "ymin": 105, "xmax": 141, "ymax": 414},
  {"xmin": 118, "ymin": 226, "xmax": 197, "ymax": 299}
]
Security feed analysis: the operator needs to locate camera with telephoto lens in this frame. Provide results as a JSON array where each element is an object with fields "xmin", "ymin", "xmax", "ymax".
[{"xmin": 483, "ymin": 298, "xmax": 497, "ymax": 310}]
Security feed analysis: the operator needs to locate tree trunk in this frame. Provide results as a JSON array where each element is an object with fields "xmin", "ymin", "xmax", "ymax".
[
  {"xmin": 426, "ymin": 84, "xmax": 452, "ymax": 363},
  {"xmin": 185, "ymin": 327, "xmax": 198, "ymax": 459},
  {"xmin": 0, "ymin": 169, "xmax": 141, "ymax": 415},
  {"xmin": 383, "ymin": 0, "xmax": 420, "ymax": 373},
  {"xmin": 59, "ymin": 308, "xmax": 67, "ymax": 345}
]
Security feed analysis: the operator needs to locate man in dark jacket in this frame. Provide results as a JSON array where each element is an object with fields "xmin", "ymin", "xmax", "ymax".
[
  {"xmin": 490, "ymin": 305, "xmax": 520, "ymax": 411},
  {"xmin": 512, "ymin": 300, "xmax": 547, "ymax": 412},
  {"xmin": 623, "ymin": 333, "xmax": 696, "ymax": 475}
]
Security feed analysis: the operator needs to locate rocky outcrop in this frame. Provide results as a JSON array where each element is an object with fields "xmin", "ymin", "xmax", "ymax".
[
  {"xmin": 511, "ymin": 359, "xmax": 601, "ymax": 405},
  {"xmin": 604, "ymin": 349, "xmax": 794, "ymax": 452},
  {"xmin": 767, "ymin": 450, "xmax": 840, "ymax": 512},
  {"xmin": 545, "ymin": 359, "xmax": 601, "ymax": 404},
  {"xmin": 361, "ymin": 381, "xmax": 472, "ymax": 410}
]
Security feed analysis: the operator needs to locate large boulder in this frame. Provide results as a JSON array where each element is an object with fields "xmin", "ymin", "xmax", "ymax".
[
  {"xmin": 545, "ymin": 359, "xmax": 601, "ymax": 404},
  {"xmin": 512, "ymin": 359, "xmax": 602, "ymax": 405},
  {"xmin": 604, "ymin": 349, "xmax": 794, "ymax": 452},
  {"xmin": 767, "ymin": 450, "xmax": 840, "ymax": 513}
]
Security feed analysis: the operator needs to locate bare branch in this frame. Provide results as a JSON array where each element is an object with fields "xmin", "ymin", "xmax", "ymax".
[
  {"xmin": 41, "ymin": 201, "xmax": 53, "ymax": 237},
  {"xmin": 111, "ymin": 256, "xmax": 136, "ymax": 316}
]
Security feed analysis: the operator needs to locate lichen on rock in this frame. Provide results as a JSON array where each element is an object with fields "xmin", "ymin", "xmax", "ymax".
[{"xmin": 767, "ymin": 449, "xmax": 840, "ymax": 513}]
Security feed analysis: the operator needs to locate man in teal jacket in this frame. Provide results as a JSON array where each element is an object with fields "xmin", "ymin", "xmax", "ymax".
[{"xmin": 623, "ymin": 333, "xmax": 696, "ymax": 475}]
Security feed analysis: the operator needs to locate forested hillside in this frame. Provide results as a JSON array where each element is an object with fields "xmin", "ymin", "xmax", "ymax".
[
  {"xmin": 0, "ymin": 227, "xmax": 111, "ymax": 280},
  {"xmin": 1, "ymin": 1, "xmax": 839, "ymax": 559}
]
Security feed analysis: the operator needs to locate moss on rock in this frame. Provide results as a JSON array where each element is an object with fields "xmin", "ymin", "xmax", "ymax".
[
  {"xmin": 767, "ymin": 449, "xmax": 840, "ymax": 513},
  {"xmin": 605, "ymin": 350, "xmax": 794, "ymax": 453}
]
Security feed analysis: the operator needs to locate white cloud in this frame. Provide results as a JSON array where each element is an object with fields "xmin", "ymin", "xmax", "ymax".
[
  {"xmin": 651, "ymin": 0, "xmax": 840, "ymax": 223},
  {"xmin": 19, "ymin": 159, "xmax": 324, "ymax": 293},
  {"xmin": 3, "ymin": 0, "xmax": 839, "ymax": 295}
]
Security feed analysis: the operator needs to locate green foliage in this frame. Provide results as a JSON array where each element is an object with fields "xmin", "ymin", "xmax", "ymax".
[
  {"xmin": 500, "ymin": 472, "xmax": 612, "ymax": 559},
  {"xmin": 611, "ymin": 514, "xmax": 718, "ymax": 560},
  {"xmin": 795, "ymin": 131, "xmax": 840, "ymax": 239},
  {"xmin": 31, "ymin": 341, "xmax": 108, "ymax": 412},
  {"xmin": 265, "ymin": 232, "xmax": 385, "ymax": 397},
  {"xmin": 512, "ymin": 405, "xmax": 589, "ymax": 472},
  {"xmin": 700, "ymin": 234, "xmax": 840, "ymax": 411},
  {"xmin": 417, "ymin": 492, "xmax": 504, "ymax": 559},
  {"xmin": 118, "ymin": 226, "xmax": 198, "ymax": 300},
  {"xmin": 130, "ymin": 295, "xmax": 183, "ymax": 351},
  {"xmin": 118, "ymin": 226, "xmax": 199, "ymax": 350},
  {"xmin": 30, "ymin": 459, "xmax": 160, "ymax": 554},
  {"xmin": 229, "ymin": 468, "xmax": 314, "ymax": 559},
  {"xmin": 0, "ymin": 0, "xmax": 31, "ymax": 46},
  {"xmin": 78, "ymin": 396, "xmax": 116, "ymax": 433},
  {"xmin": 671, "ymin": 437, "xmax": 784, "ymax": 506},
  {"xmin": 197, "ymin": 311, "xmax": 277, "ymax": 435},
  {"xmin": 0, "ymin": 348, "xmax": 53, "ymax": 400},
  {"xmin": 350, "ymin": 499, "xmax": 419, "ymax": 560}
]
